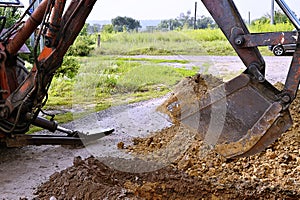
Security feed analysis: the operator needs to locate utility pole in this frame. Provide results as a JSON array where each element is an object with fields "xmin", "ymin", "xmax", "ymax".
[
  {"xmin": 29, "ymin": 0, "xmax": 44, "ymax": 50},
  {"xmin": 271, "ymin": 0, "xmax": 275, "ymax": 24},
  {"xmin": 194, "ymin": 2, "xmax": 197, "ymax": 29},
  {"xmin": 29, "ymin": 0, "xmax": 34, "ymax": 47},
  {"xmin": 97, "ymin": 34, "xmax": 101, "ymax": 48},
  {"xmin": 248, "ymin": 11, "xmax": 251, "ymax": 25}
]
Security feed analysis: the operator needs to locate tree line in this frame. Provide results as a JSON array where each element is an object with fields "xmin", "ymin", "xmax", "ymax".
[
  {"xmin": 94, "ymin": 12, "xmax": 216, "ymax": 33},
  {"xmin": 157, "ymin": 11, "xmax": 216, "ymax": 30},
  {"xmin": 87, "ymin": 9, "xmax": 295, "ymax": 34}
]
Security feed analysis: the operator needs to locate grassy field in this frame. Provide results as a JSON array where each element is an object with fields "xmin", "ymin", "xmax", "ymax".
[
  {"xmin": 46, "ymin": 56, "xmax": 200, "ymax": 111},
  {"xmin": 93, "ymin": 24, "xmax": 295, "ymax": 56},
  {"xmin": 94, "ymin": 30, "xmax": 232, "ymax": 55},
  {"xmin": 35, "ymin": 24, "xmax": 292, "ymax": 130}
]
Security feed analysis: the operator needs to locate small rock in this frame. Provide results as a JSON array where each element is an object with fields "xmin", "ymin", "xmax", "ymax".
[{"xmin": 117, "ymin": 142, "xmax": 125, "ymax": 149}]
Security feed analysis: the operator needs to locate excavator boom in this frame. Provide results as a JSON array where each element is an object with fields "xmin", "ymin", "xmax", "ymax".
[
  {"xmin": 162, "ymin": 0, "xmax": 300, "ymax": 158},
  {"xmin": 0, "ymin": 0, "xmax": 113, "ymax": 146}
]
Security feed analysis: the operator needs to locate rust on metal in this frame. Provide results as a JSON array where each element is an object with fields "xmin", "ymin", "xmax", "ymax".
[
  {"xmin": 6, "ymin": 0, "xmax": 48, "ymax": 55},
  {"xmin": 214, "ymin": 102, "xmax": 292, "ymax": 158},
  {"xmin": 5, "ymin": 0, "xmax": 97, "ymax": 115},
  {"xmin": 193, "ymin": 0, "xmax": 298, "ymax": 158},
  {"xmin": 241, "ymin": 32, "xmax": 298, "ymax": 48},
  {"xmin": 201, "ymin": 0, "xmax": 265, "ymax": 71},
  {"xmin": 283, "ymin": 32, "xmax": 300, "ymax": 101},
  {"xmin": 45, "ymin": 0, "xmax": 66, "ymax": 47},
  {"xmin": 0, "ymin": 53, "xmax": 10, "ymax": 99},
  {"xmin": 176, "ymin": 73, "xmax": 292, "ymax": 158}
]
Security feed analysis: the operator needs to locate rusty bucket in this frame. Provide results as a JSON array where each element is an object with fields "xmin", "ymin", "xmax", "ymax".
[{"xmin": 164, "ymin": 73, "xmax": 292, "ymax": 159}]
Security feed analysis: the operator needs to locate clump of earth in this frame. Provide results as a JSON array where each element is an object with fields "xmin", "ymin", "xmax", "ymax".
[{"xmin": 36, "ymin": 74, "xmax": 300, "ymax": 199}]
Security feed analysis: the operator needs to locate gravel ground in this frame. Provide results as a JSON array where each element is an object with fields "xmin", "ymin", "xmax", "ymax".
[{"xmin": 0, "ymin": 55, "xmax": 294, "ymax": 199}]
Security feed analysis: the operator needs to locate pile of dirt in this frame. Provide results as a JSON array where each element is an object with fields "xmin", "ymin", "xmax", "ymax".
[
  {"xmin": 35, "ymin": 156, "xmax": 299, "ymax": 200},
  {"xmin": 156, "ymin": 74, "xmax": 223, "ymax": 124},
  {"xmin": 126, "ymin": 79, "xmax": 300, "ymax": 197},
  {"xmin": 35, "ymin": 74, "xmax": 300, "ymax": 199}
]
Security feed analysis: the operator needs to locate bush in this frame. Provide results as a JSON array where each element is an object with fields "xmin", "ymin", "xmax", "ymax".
[
  {"xmin": 55, "ymin": 56, "xmax": 80, "ymax": 79},
  {"xmin": 67, "ymin": 35, "xmax": 95, "ymax": 56},
  {"xmin": 102, "ymin": 24, "xmax": 114, "ymax": 33}
]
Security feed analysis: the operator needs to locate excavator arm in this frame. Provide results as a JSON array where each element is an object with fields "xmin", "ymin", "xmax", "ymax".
[
  {"xmin": 4, "ymin": 0, "xmax": 96, "ymax": 117},
  {"xmin": 0, "ymin": 0, "xmax": 113, "ymax": 146},
  {"xmin": 203, "ymin": 0, "xmax": 300, "ymax": 102},
  {"xmin": 162, "ymin": 0, "xmax": 300, "ymax": 158},
  {"xmin": 202, "ymin": 0, "xmax": 266, "ymax": 74},
  {"xmin": 199, "ymin": 0, "xmax": 300, "ymax": 158}
]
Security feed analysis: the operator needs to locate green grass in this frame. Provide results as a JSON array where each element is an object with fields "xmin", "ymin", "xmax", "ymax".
[
  {"xmin": 43, "ymin": 56, "xmax": 199, "ymax": 126},
  {"xmin": 249, "ymin": 23, "xmax": 294, "ymax": 33},
  {"xmin": 94, "ymin": 30, "xmax": 231, "ymax": 56},
  {"xmin": 95, "ymin": 23, "xmax": 293, "ymax": 56},
  {"xmin": 116, "ymin": 64, "xmax": 190, "ymax": 92},
  {"xmin": 116, "ymin": 57, "xmax": 190, "ymax": 64},
  {"xmin": 99, "ymin": 29, "xmax": 226, "ymax": 43}
]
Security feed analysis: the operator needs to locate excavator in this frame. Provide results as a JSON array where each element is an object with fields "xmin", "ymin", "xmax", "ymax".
[{"xmin": 0, "ymin": 0, "xmax": 298, "ymax": 159}]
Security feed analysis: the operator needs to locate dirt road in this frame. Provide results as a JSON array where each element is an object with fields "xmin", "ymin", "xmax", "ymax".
[{"xmin": 0, "ymin": 55, "xmax": 294, "ymax": 199}]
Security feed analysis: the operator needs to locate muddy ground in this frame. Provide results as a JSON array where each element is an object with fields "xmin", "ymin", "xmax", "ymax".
[{"xmin": 0, "ymin": 55, "xmax": 297, "ymax": 199}]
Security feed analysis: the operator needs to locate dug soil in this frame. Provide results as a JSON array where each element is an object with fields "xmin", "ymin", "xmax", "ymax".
[{"xmin": 36, "ymin": 74, "xmax": 300, "ymax": 200}]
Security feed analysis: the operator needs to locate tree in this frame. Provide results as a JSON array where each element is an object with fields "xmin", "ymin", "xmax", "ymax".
[
  {"xmin": 79, "ymin": 23, "xmax": 89, "ymax": 36},
  {"xmin": 93, "ymin": 24, "xmax": 101, "ymax": 33},
  {"xmin": 111, "ymin": 16, "xmax": 141, "ymax": 32},
  {"xmin": 157, "ymin": 19, "xmax": 181, "ymax": 30},
  {"xmin": 178, "ymin": 11, "xmax": 193, "ymax": 28},
  {"xmin": 197, "ymin": 15, "xmax": 216, "ymax": 29},
  {"xmin": 157, "ymin": 20, "xmax": 170, "ymax": 30},
  {"xmin": 273, "ymin": 10, "xmax": 290, "ymax": 24},
  {"xmin": 102, "ymin": 24, "xmax": 114, "ymax": 33},
  {"xmin": 0, "ymin": 7, "xmax": 21, "ymax": 28},
  {"xmin": 86, "ymin": 24, "xmax": 102, "ymax": 34},
  {"xmin": 251, "ymin": 10, "xmax": 291, "ymax": 25},
  {"xmin": 176, "ymin": 11, "xmax": 216, "ymax": 29},
  {"xmin": 157, "ymin": 11, "xmax": 216, "ymax": 30},
  {"xmin": 67, "ymin": 23, "xmax": 95, "ymax": 56}
]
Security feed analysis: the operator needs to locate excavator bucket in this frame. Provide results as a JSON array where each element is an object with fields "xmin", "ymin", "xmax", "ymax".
[
  {"xmin": 188, "ymin": 0, "xmax": 298, "ymax": 158},
  {"xmin": 161, "ymin": 73, "xmax": 292, "ymax": 159}
]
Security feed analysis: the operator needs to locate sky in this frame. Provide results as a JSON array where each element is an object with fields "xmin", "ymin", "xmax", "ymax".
[{"xmin": 20, "ymin": 0, "xmax": 300, "ymax": 22}]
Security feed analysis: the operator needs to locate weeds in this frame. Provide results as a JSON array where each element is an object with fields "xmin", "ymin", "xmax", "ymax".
[
  {"xmin": 46, "ymin": 56, "xmax": 199, "ymax": 112},
  {"xmin": 95, "ymin": 23, "xmax": 292, "ymax": 56}
]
